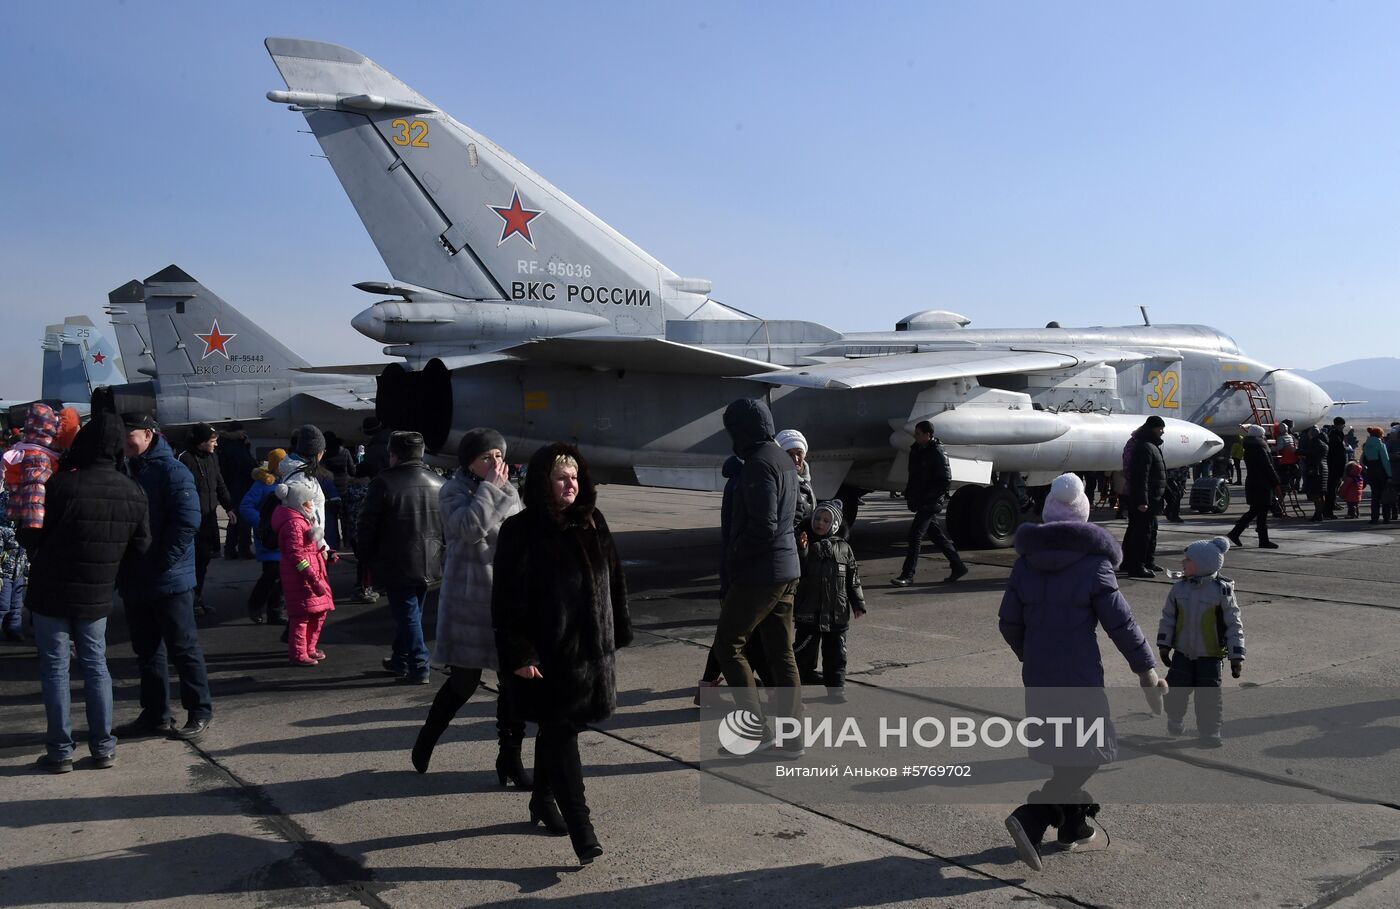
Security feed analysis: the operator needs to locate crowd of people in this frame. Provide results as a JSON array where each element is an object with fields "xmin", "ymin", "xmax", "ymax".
[{"xmin": 1, "ymin": 398, "xmax": 1395, "ymax": 870}]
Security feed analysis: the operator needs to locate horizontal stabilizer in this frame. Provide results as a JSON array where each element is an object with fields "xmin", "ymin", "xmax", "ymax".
[
  {"xmin": 291, "ymin": 363, "xmax": 397, "ymax": 376},
  {"xmin": 760, "ymin": 347, "xmax": 1149, "ymax": 391},
  {"xmin": 265, "ymin": 39, "xmax": 434, "ymax": 110},
  {"xmin": 294, "ymin": 387, "xmax": 376, "ymax": 410},
  {"xmin": 501, "ymin": 336, "xmax": 780, "ymax": 377}
]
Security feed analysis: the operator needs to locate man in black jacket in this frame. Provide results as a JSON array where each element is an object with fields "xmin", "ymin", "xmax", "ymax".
[
  {"xmin": 711, "ymin": 398, "xmax": 803, "ymax": 745},
  {"xmin": 357, "ymin": 431, "xmax": 446, "ymax": 685},
  {"xmin": 179, "ymin": 424, "xmax": 233, "ymax": 617},
  {"xmin": 1121, "ymin": 416, "xmax": 1168, "ymax": 579},
  {"xmin": 218, "ymin": 422, "xmax": 255, "ymax": 559},
  {"xmin": 357, "ymin": 416, "xmax": 394, "ymax": 480},
  {"xmin": 891, "ymin": 421, "xmax": 967, "ymax": 586},
  {"xmin": 26, "ymin": 411, "xmax": 150, "ymax": 772},
  {"xmin": 1324, "ymin": 417, "xmax": 1349, "ymax": 518}
]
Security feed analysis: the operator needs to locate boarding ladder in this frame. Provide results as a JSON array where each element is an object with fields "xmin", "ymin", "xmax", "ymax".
[
  {"xmin": 1223, "ymin": 380, "xmax": 1304, "ymax": 518},
  {"xmin": 1223, "ymin": 380, "xmax": 1276, "ymax": 439}
]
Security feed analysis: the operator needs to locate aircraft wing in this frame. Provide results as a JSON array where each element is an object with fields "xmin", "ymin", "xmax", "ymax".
[
  {"xmin": 501, "ymin": 337, "xmax": 781, "ymax": 377},
  {"xmin": 758, "ymin": 347, "xmax": 1150, "ymax": 391}
]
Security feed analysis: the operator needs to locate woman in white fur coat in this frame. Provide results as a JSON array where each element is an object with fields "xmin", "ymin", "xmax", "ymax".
[{"xmin": 410, "ymin": 428, "xmax": 533, "ymax": 792}]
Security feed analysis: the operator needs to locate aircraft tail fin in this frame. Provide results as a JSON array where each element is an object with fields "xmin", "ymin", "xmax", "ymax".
[
  {"xmin": 40, "ymin": 316, "xmax": 126, "ymax": 402},
  {"xmin": 141, "ymin": 264, "xmax": 310, "ymax": 386},
  {"xmin": 106, "ymin": 279, "xmax": 159, "ymax": 378},
  {"xmin": 40, "ymin": 324, "xmax": 69, "ymax": 402},
  {"xmin": 265, "ymin": 38, "xmax": 742, "ymax": 338}
]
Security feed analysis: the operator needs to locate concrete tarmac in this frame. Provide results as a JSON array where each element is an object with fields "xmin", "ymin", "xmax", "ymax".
[{"xmin": 1, "ymin": 487, "xmax": 1397, "ymax": 908}]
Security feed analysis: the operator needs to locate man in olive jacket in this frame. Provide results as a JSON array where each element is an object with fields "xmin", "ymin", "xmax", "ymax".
[
  {"xmin": 26, "ymin": 411, "xmax": 150, "ymax": 771},
  {"xmin": 711, "ymin": 398, "xmax": 803, "ymax": 745},
  {"xmin": 357, "ymin": 431, "xmax": 446, "ymax": 684}
]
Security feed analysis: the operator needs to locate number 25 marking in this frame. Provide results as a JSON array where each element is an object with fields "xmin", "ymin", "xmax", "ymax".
[
  {"xmin": 1146, "ymin": 370, "xmax": 1180, "ymax": 409},
  {"xmin": 391, "ymin": 119, "xmax": 430, "ymax": 147}
]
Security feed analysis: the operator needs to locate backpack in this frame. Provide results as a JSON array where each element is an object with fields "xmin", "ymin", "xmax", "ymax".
[{"xmin": 257, "ymin": 492, "xmax": 281, "ymax": 552}]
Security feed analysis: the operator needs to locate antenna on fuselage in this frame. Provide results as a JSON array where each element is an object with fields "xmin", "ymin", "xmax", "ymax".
[{"xmin": 1139, "ymin": 306, "xmax": 1151, "ymax": 327}]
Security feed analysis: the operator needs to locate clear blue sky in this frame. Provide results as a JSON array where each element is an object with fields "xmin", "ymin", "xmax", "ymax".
[{"xmin": 3, "ymin": 1, "xmax": 1398, "ymax": 401}]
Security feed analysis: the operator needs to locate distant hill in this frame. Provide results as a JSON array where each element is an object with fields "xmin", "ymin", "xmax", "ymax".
[
  {"xmin": 1294, "ymin": 358, "xmax": 1400, "ymax": 422},
  {"xmin": 1308, "ymin": 380, "xmax": 1400, "ymax": 423},
  {"xmin": 1297, "ymin": 358, "xmax": 1400, "ymax": 391}
]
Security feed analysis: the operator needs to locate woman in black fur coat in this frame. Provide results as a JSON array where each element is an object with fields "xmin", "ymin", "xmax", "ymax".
[{"xmin": 492, "ymin": 442, "xmax": 631, "ymax": 865}]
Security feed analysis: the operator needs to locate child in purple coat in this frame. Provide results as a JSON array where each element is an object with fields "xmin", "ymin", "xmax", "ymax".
[{"xmin": 997, "ymin": 472, "xmax": 1166, "ymax": 872}]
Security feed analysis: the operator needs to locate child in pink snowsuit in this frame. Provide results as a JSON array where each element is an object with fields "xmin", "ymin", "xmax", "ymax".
[
  {"xmin": 1340, "ymin": 461, "xmax": 1365, "ymax": 519},
  {"xmin": 272, "ymin": 482, "xmax": 335, "ymax": 665}
]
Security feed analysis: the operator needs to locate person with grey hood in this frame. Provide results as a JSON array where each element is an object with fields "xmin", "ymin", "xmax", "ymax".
[
  {"xmin": 1157, "ymin": 536, "xmax": 1244, "ymax": 747},
  {"xmin": 279, "ymin": 424, "xmax": 328, "ymax": 549},
  {"xmin": 411, "ymin": 428, "xmax": 533, "ymax": 795},
  {"xmin": 793, "ymin": 500, "xmax": 865, "ymax": 701},
  {"xmin": 712, "ymin": 398, "xmax": 803, "ymax": 752}
]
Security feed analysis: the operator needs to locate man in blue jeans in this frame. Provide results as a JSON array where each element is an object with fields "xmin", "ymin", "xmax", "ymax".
[
  {"xmin": 115, "ymin": 412, "xmax": 215, "ymax": 741},
  {"xmin": 356, "ymin": 431, "xmax": 445, "ymax": 685},
  {"xmin": 22, "ymin": 411, "xmax": 150, "ymax": 771}
]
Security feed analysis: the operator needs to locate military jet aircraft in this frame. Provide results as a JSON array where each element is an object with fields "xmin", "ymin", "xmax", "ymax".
[
  {"xmin": 264, "ymin": 37, "xmax": 1332, "ymax": 546},
  {"xmin": 100, "ymin": 265, "xmax": 379, "ymax": 450},
  {"xmin": 41, "ymin": 315, "xmax": 127, "ymax": 404},
  {"xmin": 2, "ymin": 316, "xmax": 122, "ymax": 428}
]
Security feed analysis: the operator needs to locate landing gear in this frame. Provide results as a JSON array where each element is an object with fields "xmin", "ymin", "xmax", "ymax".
[{"xmin": 949, "ymin": 484, "xmax": 1023, "ymax": 550}]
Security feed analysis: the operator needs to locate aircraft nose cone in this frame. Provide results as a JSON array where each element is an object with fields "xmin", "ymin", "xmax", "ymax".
[
  {"xmin": 351, "ymin": 305, "xmax": 384, "ymax": 341},
  {"xmin": 1270, "ymin": 370, "xmax": 1333, "ymax": 428}
]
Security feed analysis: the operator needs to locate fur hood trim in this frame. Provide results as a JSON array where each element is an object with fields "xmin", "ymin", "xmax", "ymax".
[{"xmin": 1014, "ymin": 520, "xmax": 1122, "ymax": 569}]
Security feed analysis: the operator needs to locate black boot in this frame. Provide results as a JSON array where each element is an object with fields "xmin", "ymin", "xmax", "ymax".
[
  {"xmin": 528, "ymin": 790, "xmax": 568, "ymax": 836},
  {"xmin": 542, "ymin": 725, "xmax": 598, "ymax": 862},
  {"xmin": 411, "ymin": 681, "xmax": 467, "ymax": 774},
  {"xmin": 1005, "ymin": 788, "xmax": 1064, "ymax": 872},
  {"xmin": 496, "ymin": 735, "xmax": 533, "ymax": 789},
  {"xmin": 571, "ymin": 822, "xmax": 603, "ymax": 865},
  {"xmin": 1055, "ymin": 792, "xmax": 1100, "ymax": 847}
]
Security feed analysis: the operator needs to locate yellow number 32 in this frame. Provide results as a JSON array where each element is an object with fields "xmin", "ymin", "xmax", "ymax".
[
  {"xmin": 390, "ymin": 118, "xmax": 430, "ymax": 147},
  {"xmin": 1146, "ymin": 370, "xmax": 1181, "ymax": 409}
]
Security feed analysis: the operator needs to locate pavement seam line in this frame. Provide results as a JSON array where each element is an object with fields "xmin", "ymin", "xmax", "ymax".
[
  {"xmin": 510, "ymin": 689, "xmax": 1102, "ymax": 909},
  {"xmin": 1300, "ymin": 849, "xmax": 1400, "ymax": 909},
  {"xmin": 179, "ymin": 738, "xmax": 393, "ymax": 909}
]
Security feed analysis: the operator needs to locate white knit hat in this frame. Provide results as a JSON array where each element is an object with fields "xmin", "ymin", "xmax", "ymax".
[
  {"xmin": 1042, "ymin": 473, "xmax": 1090, "ymax": 523},
  {"xmin": 1242, "ymin": 424, "xmax": 1266, "ymax": 439},
  {"xmin": 775, "ymin": 429, "xmax": 808, "ymax": 453}
]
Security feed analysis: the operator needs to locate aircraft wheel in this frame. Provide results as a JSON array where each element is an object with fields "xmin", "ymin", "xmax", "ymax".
[
  {"xmin": 946, "ymin": 486, "xmax": 980, "ymax": 549},
  {"xmin": 1211, "ymin": 480, "xmax": 1231, "ymax": 514},
  {"xmin": 966, "ymin": 486, "xmax": 1022, "ymax": 550}
]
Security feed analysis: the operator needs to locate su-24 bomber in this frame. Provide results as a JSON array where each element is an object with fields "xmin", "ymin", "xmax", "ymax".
[
  {"xmin": 254, "ymin": 35, "xmax": 1332, "ymax": 543},
  {"xmin": 254, "ymin": 37, "xmax": 1333, "ymax": 546},
  {"xmin": 20, "ymin": 37, "xmax": 1329, "ymax": 550}
]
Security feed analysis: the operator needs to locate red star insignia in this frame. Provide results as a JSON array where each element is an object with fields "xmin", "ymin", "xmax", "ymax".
[
  {"xmin": 489, "ymin": 186, "xmax": 544, "ymax": 247},
  {"xmin": 91, "ymin": 351, "xmax": 106, "ymax": 365},
  {"xmin": 195, "ymin": 320, "xmax": 237, "ymax": 359}
]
